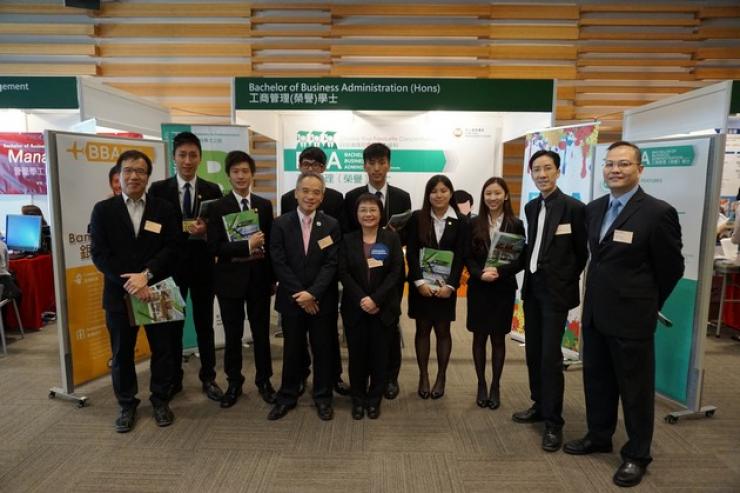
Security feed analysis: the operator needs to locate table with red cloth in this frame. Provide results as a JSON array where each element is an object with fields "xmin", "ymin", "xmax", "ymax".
[{"xmin": 3, "ymin": 253, "xmax": 55, "ymax": 330}]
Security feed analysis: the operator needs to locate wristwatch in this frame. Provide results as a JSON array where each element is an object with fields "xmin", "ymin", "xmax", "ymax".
[{"xmin": 144, "ymin": 269, "xmax": 153, "ymax": 282}]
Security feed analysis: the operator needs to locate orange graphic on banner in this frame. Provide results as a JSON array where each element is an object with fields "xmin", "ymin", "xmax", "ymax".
[
  {"xmin": 65, "ymin": 140, "xmax": 156, "ymax": 164},
  {"xmin": 66, "ymin": 265, "xmax": 151, "ymax": 386}
]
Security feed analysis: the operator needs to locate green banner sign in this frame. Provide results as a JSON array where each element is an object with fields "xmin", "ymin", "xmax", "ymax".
[
  {"xmin": 235, "ymin": 77, "xmax": 553, "ymax": 112},
  {"xmin": 731, "ymin": 80, "xmax": 740, "ymax": 115},
  {"xmin": 0, "ymin": 76, "xmax": 78, "ymax": 109},
  {"xmin": 283, "ymin": 148, "xmax": 446, "ymax": 173},
  {"xmin": 642, "ymin": 145, "xmax": 695, "ymax": 167}
]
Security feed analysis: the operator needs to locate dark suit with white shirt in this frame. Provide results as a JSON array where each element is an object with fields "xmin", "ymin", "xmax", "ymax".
[{"xmin": 522, "ymin": 187, "xmax": 587, "ymax": 430}]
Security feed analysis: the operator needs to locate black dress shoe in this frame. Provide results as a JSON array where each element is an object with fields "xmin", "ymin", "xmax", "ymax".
[
  {"xmin": 430, "ymin": 378, "xmax": 445, "ymax": 400},
  {"xmin": 417, "ymin": 378, "xmax": 430, "ymax": 400},
  {"xmin": 613, "ymin": 460, "xmax": 645, "ymax": 487},
  {"xmin": 476, "ymin": 383, "xmax": 489, "ymax": 408},
  {"xmin": 267, "ymin": 403, "xmax": 295, "ymax": 421},
  {"xmin": 385, "ymin": 380, "xmax": 400, "ymax": 400},
  {"xmin": 542, "ymin": 427, "xmax": 563, "ymax": 452},
  {"xmin": 220, "ymin": 386, "xmax": 243, "ymax": 408},
  {"xmin": 334, "ymin": 378, "xmax": 351, "ymax": 396},
  {"xmin": 153, "ymin": 404, "xmax": 174, "ymax": 427},
  {"xmin": 297, "ymin": 379, "xmax": 307, "ymax": 397},
  {"xmin": 351, "ymin": 404, "xmax": 364, "ymax": 420},
  {"xmin": 366, "ymin": 406, "xmax": 380, "ymax": 420},
  {"xmin": 202, "ymin": 381, "xmax": 224, "ymax": 402},
  {"xmin": 257, "ymin": 382, "xmax": 277, "ymax": 404},
  {"xmin": 512, "ymin": 405, "xmax": 543, "ymax": 423},
  {"xmin": 563, "ymin": 437, "xmax": 613, "ymax": 455},
  {"xmin": 488, "ymin": 387, "xmax": 501, "ymax": 410},
  {"xmin": 115, "ymin": 407, "xmax": 137, "ymax": 433},
  {"xmin": 316, "ymin": 403, "xmax": 334, "ymax": 421}
]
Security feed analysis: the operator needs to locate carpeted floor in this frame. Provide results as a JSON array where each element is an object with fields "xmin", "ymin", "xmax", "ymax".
[{"xmin": 1, "ymin": 308, "xmax": 739, "ymax": 492}]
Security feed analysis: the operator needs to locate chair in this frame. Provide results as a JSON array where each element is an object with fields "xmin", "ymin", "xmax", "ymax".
[{"xmin": 0, "ymin": 284, "xmax": 24, "ymax": 356}]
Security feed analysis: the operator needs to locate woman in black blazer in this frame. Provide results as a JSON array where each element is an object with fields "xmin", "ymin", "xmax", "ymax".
[
  {"xmin": 339, "ymin": 193, "xmax": 404, "ymax": 420},
  {"xmin": 406, "ymin": 175, "xmax": 466, "ymax": 400},
  {"xmin": 464, "ymin": 177, "xmax": 525, "ymax": 410}
]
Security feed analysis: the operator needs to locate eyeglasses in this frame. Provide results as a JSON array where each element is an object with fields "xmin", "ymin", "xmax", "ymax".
[
  {"xmin": 603, "ymin": 160, "xmax": 637, "ymax": 170},
  {"xmin": 121, "ymin": 167, "xmax": 148, "ymax": 176},
  {"xmin": 300, "ymin": 159, "xmax": 324, "ymax": 170}
]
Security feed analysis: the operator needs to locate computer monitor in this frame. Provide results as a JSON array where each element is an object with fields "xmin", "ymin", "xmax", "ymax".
[{"xmin": 5, "ymin": 214, "xmax": 42, "ymax": 253}]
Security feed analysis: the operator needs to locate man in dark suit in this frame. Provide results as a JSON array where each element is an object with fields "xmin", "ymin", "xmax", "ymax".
[
  {"xmin": 268, "ymin": 171, "xmax": 342, "ymax": 421},
  {"xmin": 90, "ymin": 149, "xmax": 181, "ymax": 433},
  {"xmin": 148, "ymin": 131, "xmax": 224, "ymax": 401},
  {"xmin": 564, "ymin": 141, "xmax": 684, "ymax": 488},
  {"xmin": 514, "ymin": 149, "xmax": 588, "ymax": 452},
  {"xmin": 281, "ymin": 146, "xmax": 349, "ymax": 397},
  {"xmin": 344, "ymin": 143, "xmax": 412, "ymax": 400},
  {"xmin": 207, "ymin": 150, "xmax": 276, "ymax": 408}
]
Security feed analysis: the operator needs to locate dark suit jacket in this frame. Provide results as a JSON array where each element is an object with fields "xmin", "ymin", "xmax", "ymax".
[
  {"xmin": 207, "ymin": 193, "xmax": 274, "ymax": 298},
  {"xmin": 522, "ymin": 187, "xmax": 588, "ymax": 311},
  {"xmin": 344, "ymin": 184, "xmax": 412, "ymax": 241},
  {"xmin": 90, "ymin": 194, "xmax": 180, "ymax": 313},
  {"xmin": 270, "ymin": 210, "xmax": 341, "ymax": 317},
  {"xmin": 281, "ymin": 186, "xmax": 346, "ymax": 231},
  {"xmin": 583, "ymin": 187, "xmax": 684, "ymax": 339},
  {"xmin": 339, "ymin": 228, "xmax": 404, "ymax": 327},
  {"xmin": 148, "ymin": 175, "xmax": 223, "ymax": 285}
]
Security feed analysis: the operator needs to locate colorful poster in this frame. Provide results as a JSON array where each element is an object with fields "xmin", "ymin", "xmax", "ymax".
[
  {"xmin": 0, "ymin": 133, "xmax": 46, "ymax": 194},
  {"xmin": 50, "ymin": 132, "xmax": 167, "ymax": 386},
  {"xmin": 513, "ymin": 123, "xmax": 599, "ymax": 359}
]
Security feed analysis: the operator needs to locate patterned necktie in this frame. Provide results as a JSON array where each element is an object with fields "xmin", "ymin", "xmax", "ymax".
[
  {"xmin": 529, "ymin": 200, "xmax": 546, "ymax": 273},
  {"xmin": 600, "ymin": 200, "xmax": 622, "ymax": 242},
  {"xmin": 183, "ymin": 182, "xmax": 192, "ymax": 219},
  {"xmin": 302, "ymin": 215, "xmax": 312, "ymax": 254}
]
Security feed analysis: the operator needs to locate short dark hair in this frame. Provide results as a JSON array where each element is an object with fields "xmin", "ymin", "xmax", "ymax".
[
  {"xmin": 452, "ymin": 189, "xmax": 473, "ymax": 206},
  {"xmin": 528, "ymin": 149, "xmax": 560, "ymax": 170},
  {"xmin": 363, "ymin": 142, "xmax": 391, "ymax": 163},
  {"xmin": 108, "ymin": 163, "xmax": 120, "ymax": 185},
  {"xmin": 607, "ymin": 140, "xmax": 642, "ymax": 164},
  {"xmin": 354, "ymin": 192, "xmax": 383, "ymax": 216},
  {"xmin": 225, "ymin": 150, "xmax": 255, "ymax": 175},
  {"xmin": 117, "ymin": 149, "xmax": 152, "ymax": 175},
  {"xmin": 298, "ymin": 146, "xmax": 327, "ymax": 166},
  {"xmin": 296, "ymin": 171, "xmax": 325, "ymax": 191},
  {"xmin": 172, "ymin": 131, "xmax": 202, "ymax": 156}
]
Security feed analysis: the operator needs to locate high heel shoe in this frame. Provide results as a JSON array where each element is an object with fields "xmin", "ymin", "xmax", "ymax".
[
  {"xmin": 488, "ymin": 385, "xmax": 501, "ymax": 410},
  {"xmin": 476, "ymin": 383, "xmax": 489, "ymax": 408},
  {"xmin": 430, "ymin": 377, "xmax": 445, "ymax": 400},
  {"xmin": 418, "ymin": 376, "xmax": 430, "ymax": 400}
]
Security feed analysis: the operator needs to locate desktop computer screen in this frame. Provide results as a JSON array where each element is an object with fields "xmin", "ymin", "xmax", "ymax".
[{"xmin": 5, "ymin": 214, "xmax": 42, "ymax": 253}]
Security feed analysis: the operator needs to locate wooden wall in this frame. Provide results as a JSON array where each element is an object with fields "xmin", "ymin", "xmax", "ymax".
[{"xmin": 1, "ymin": 1, "xmax": 739, "ymax": 205}]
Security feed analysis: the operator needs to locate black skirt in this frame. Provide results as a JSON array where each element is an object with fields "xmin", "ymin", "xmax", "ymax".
[
  {"xmin": 407, "ymin": 281, "xmax": 458, "ymax": 322},
  {"xmin": 465, "ymin": 277, "xmax": 516, "ymax": 335}
]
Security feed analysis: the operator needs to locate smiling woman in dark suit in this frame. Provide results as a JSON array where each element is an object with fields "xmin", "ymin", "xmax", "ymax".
[
  {"xmin": 406, "ymin": 175, "xmax": 466, "ymax": 400},
  {"xmin": 464, "ymin": 177, "xmax": 525, "ymax": 410},
  {"xmin": 339, "ymin": 193, "xmax": 404, "ymax": 420}
]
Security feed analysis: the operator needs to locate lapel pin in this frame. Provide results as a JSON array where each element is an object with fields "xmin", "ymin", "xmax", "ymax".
[
  {"xmin": 447, "ymin": 220, "xmax": 452, "ymax": 226},
  {"xmin": 198, "ymin": 194, "xmax": 202, "ymax": 200},
  {"xmin": 316, "ymin": 221, "xmax": 322, "ymax": 226},
  {"xmin": 254, "ymin": 208, "xmax": 258, "ymax": 212}
]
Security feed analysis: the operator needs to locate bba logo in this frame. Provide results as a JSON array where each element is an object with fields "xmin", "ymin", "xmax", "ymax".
[{"xmin": 66, "ymin": 141, "xmax": 155, "ymax": 163}]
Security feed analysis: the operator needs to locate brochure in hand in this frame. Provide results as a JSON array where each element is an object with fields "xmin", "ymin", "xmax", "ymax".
[
  {"xmin": 420, "ymin": 247, "xmax": 454, "ymax": 288},
  {"xmin": 222, "ymin": 209, "xmax": 260, "ymax": 242},
  {"xmin": 185, "ymin": 198, "xmax": 220, "ymax": 240},
  {"xmin": 485, "ymin": 232, "xmax": 525, "ymax": 268},
  {"xmin": 127, "ymin": 277, "xmax": 185, "ymax": 326},
  {"xmin": 387, "ymin": 209, "xmax": 413, "ymax": 231}
]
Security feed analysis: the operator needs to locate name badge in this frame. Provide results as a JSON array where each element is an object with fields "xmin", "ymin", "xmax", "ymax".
[
  {"xmin": 370, "ymin": 242, "xmax": 390, "ymax": 261},
  {"xmin": 367, "ymin": 258, "xmax": 383, "ymax": 269},
  {"xmin": 613, "ymin": 230, "xmax": 633, "ymax": 244},
  {"xmin": 555, "ymin": 223, "xmax": 572, "ymax": 235},
  {"xmin": 182, "ymin": 219, "xmax": 196, "ymax": 232},
  {"xmin": 144, "ymin": 220, "xmax": 162, "ymax": 234},
  {"xmin": 318, "ymin": 235, "xmax": 334, "ymax": 250}
]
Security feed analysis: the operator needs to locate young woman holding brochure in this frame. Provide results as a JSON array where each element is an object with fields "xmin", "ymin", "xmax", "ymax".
[{"xmin": 464, "ymin": 177, "xmax": 525, "ymax": 409}]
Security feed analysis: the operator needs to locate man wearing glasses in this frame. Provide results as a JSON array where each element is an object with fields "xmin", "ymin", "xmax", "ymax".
[
  {"xmin": 280, "ymin": 146, "xmax": 350, "ymax": 397},
  {"xmin": 564, "ymin": 141, "xmax": 684, "ymax": 488}
]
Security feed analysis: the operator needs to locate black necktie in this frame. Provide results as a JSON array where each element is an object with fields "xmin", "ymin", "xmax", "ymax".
[
  {"xmin": 183, "ymin": 182, "xmax": 192, "ymax": 218},
  {"xmin": 241, "ymin": 198, "xmax": 249, "ymax": 211},
  {"xmin": 375, "ymin": 191, "xmax": 382, "ymax": 200}
]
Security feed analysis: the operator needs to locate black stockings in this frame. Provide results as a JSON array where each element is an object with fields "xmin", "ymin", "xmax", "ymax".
[
  {"xmin": 415, "ymin": 319, "xmax": 452, "ymax": 393},
  {"xmin": 472, "ymin": 331, "xmax": 507, "ymax": 391}
]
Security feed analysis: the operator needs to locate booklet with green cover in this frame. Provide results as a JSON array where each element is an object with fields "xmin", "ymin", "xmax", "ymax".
[
  {"xmin": 222, "ymin": 209, "xmax": 260, "ymax": 242},
  {"xmin": 127, "ymin": 277, "xmax": 185, "ymax": 326},
  {"xmin": 486, "ymin": 232, "xmax": 525, "ymax": 268},
  {"xmin": 420, "ymin": 247, "xmax": 454, "ymax": 288}
]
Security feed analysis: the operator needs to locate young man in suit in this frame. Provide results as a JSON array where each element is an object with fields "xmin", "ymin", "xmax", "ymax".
[
  {"xmin": 148, "ymin": 131, "xmax": 224, "ymax": 401},
  {"xmin": 207, "ymin": 151, "xmax": 276, "ymax": 408},
  {"xmin": 564, "ymin": 141, "xmax": 684, "ymax": 488},
  {"xmin": 514, "ymin": 149, "xmax": 588, "ymax": 452},
  {"xmin": 344, "ymin": 143, "xmax": 411, "ymax": 400},
  {"xmin": 90, "ymin": 150, "xmax": 181, "ymax": 432},
  {"xmin": 268, "ymin": 172, "xmax": 342, "ymax": 421},
  {"xmin": 280, "ymin": 146, "xmax": 349, "ymax": 397}
]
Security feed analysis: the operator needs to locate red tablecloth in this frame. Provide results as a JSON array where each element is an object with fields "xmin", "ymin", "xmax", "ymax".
[
  {"xmin": 3, "ymin": 253, "xmax": 55, "ymax": 330},
  {"xmin": 722, "ymin": 273, "xmax": 740, "ymax": 331}
]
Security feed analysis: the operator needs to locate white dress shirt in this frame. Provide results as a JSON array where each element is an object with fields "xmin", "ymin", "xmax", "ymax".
[
  {"xmin": 176, "ymin": 174, "xmax": 197, "ymax": 214},
  {"xmin": 368, "ymin": 182, "xmax": 389, "ymax": 207},
  {"xmin": 122, "ymin": 192, "xmax": 146, "ymax": 237}
]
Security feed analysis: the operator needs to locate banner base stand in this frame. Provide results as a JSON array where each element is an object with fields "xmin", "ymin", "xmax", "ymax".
[
  {"xmin": 664, "ymin": 405, "xmax": 716, "ymax": 424},
  {"xmin": 49, "ymin": 387, "xmax": 88, "ymax": 408},
  {"xmin": 563, "ymin": 359, "xmax": 582, "ymax": 371}
]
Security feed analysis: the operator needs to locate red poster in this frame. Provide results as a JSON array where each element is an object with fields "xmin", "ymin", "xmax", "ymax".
[{"xmin": 0, "ymin": 133, "xmax": 46, "ymax": 194}]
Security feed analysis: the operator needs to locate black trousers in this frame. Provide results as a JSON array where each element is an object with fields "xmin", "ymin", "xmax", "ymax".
[
  {"xmin": 300, "ymin": 309, "xmax": 343, "ymax": 382},
  {"xmin": 173, "ymin": 279, "xmax": 216, "ymax": 384},
  {"xmin": 523, "ymin": 272, "xmax": 568, "ymax": 429},
  {"xmin": 277, "ymin": 311, "xmax": 333, "ymax": 406},
  {"xmin": 345, "ymin": 314, "xmax": 391, "ymax": 407},
  {"xmin": 217, "ymin": 291, "xmax": 273, "ymax": 388},
  {"xmin": 105, "ymin": 310, "xmax": 174, "ymax": 409},
  {"xmin": 386, "ymin": 323, "xmax": 402, "ymax": 383},
  {"xmin": 583, "ymin": 325, "xmax": 655, "ymax": 466}
]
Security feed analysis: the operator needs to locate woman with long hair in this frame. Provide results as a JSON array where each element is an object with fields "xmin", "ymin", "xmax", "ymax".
[
  {"xmin": 406, "ymin": 175, "xmax": 467, "ymax": 399},
  {"xmin": 464, "ymin": 177, "xmax": 525, "ymax": 409}
]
